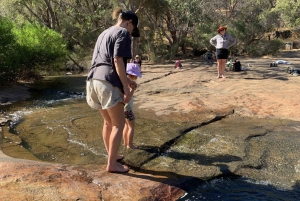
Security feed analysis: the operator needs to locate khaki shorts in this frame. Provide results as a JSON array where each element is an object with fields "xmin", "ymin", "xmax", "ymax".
[{"xmin": 86, "ymin": 79, "xmax": 124, "ymax": 110}]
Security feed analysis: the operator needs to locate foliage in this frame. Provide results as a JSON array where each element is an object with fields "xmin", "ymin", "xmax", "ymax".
[
  {"xmin": 274, "ymin": 0, "xmax": 300, "ymax": 28},
  {"xmin": 246, "ymin": 39, "xmax": 284, "ymax": 57},
  {"xmin": 0, "ymin": 0, "xmax": 297, "ymax": 69},
  {"xmin": 12, "ymin": 22, "xmax": 68, "ymax": 67},
  {"xmin": 0, "ymin": 17, "xmax": 68, "ymax": 85},
  {"xmin": 8, "ymin": 0, "xmax": 113, "ymax": 53},
  {"xmin": 0, "ymin": 16, "xmax": 18, "ymax": 84}
]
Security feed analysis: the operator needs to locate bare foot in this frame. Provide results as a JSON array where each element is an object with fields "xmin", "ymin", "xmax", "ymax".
[
  {"xmin": 222, "ymin": 75, "xmax": 226, "ymax": 78},
  {"xmin": 126, "ymin": 144, "xmax": 139, "ymax": 149},
  {"xmin": 107, "ymin": 162, "xmax": 129, "ymax": 173},
  {"xmin": 217, "ymin": 76, "xmax": 221, "ymax": 79}
]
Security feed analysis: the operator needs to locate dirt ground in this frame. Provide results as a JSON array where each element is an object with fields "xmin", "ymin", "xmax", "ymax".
[
  {"xmin": 134, "ymin": 49, "xmax": 300, "ymax": 122},
  {"xmin": 1, "ymin": 49, "xmax": 300, "ymax": 122}
]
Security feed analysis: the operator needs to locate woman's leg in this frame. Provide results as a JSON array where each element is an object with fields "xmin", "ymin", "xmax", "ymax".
[
  {"xmin": 220, "ymin": 59, "xmax": 227, "ymax": 78},
  {"xmin": 217, "ymin": 59, "xmax": 222, "ymax": 78},
  {"xmin": 99, "ymin": 109, "xmax": 111, "ymax": 153},
  {"xmin": 100, "ymin": 102, "xmax": 128, "ymax": 172}
]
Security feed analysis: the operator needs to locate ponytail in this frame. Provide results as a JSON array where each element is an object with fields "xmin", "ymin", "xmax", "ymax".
[{"xmin": 112, "ymin": 8, "xmax": 122, "ymax": 20}]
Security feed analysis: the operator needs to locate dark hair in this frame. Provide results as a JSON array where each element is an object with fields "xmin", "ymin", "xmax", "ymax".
[
  {"xmin": 112, "ymin": 8, "xmax": 140, "ymax": 37},
  {"xmin": 112, "ymin": 8, "xmax": 138, "ymax": 26}
]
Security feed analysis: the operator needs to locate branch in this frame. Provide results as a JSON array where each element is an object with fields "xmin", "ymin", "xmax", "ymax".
[
  {"xmin": 20, "ymin": 2, "xmax": 42, "ymax": 23},
  {"xmin": 43, "ymin": 0, "xmax": 56, "ymax": 30},
  {"xmin": 67, "ymin": 55, "xmax": 84, "ymax": 71},
  {"xmin": 135, "ymin": 0, "xmax": 147, "ymax": 14}
]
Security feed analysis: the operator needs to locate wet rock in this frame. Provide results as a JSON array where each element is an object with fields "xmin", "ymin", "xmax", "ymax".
[
  {"xmin": 142, "ymin": 116, "xmax": 300, "ymax": 188},
  {"xmin": 1, "ymin": 52, "xmax": 300, "ymax": 199},
  {"xmin": 0, "ymin": 151, "xmax": 185, "ymax": 200}
]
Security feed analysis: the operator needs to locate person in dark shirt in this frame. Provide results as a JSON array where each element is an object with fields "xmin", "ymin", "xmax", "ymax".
[
  {"xmin": 132, "ymin": 55, "xmax": 142, "ymax": 71},
  {"xmin": 86, "ymin": 8, "xmax": 140, "ymax": 173}
]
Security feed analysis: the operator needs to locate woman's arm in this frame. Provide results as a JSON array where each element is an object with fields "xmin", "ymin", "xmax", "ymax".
[{"xmin": 210, "ymin": 36, "xmax": 217, "ymax": 47}]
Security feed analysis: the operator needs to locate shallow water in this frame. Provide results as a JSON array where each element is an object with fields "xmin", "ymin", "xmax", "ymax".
[
  {"xmin": 2, "ymin": 75, "xmax": 300, "ymax": 201},
  {"xmin": 178, "ymin": 176, "xmax": 300, "ymax": 201}
]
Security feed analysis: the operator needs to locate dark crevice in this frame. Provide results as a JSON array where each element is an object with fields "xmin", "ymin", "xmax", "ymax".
[
  {"xmin": 139, "ymin": 72, "xmax": 173, "ymax": 84},
  {"xmin": 245, "ymin": 130, "xmax": 270, "ymax": 141},
  {"xmin": 136, "ymin": 114, "xmax": 232, "ymax": 168},
  {"xmin": 243, "ymin": 131, "xmax": 270, "ymax": 162},
  {"xmin": 139, "ymin": 67, "xmax": 196, "ymax": 85},
  {"xmin": 239, "ymin": 149, "xmax": 268, "ymax": 171},
  {"xmin": 241, "ymin": 131, "xmax": 270, "ymax": 171}
]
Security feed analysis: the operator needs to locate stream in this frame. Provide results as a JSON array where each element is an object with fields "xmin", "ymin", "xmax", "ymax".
[{"xmin": 1, "ymin": 75, "xmax": 300, "ymax": 201}]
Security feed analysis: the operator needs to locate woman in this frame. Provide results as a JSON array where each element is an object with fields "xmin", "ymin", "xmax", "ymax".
[
  {"xmin": 210, "ymin": 26, "xmax": 236, "ymax": 78},
  {"xmin": 86, "ymin": 8, "xmax": 140, "ymax": 173}
]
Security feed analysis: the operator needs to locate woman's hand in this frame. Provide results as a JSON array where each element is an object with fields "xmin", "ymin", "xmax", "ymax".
[
  {"xmin": 127, "ymin": 78, "xmax": 137, "ymax": 91},
  {"xmin": 123, "ymin": 86, "xmax": 132, "ymax": 103}
]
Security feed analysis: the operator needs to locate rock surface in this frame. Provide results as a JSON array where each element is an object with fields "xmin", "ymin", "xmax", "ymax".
[
  {"xmin": 1, "ymin": 50, "xmax": 300, "ymax": 200},
  {"xmin": 0, "ymin": 151, "xmax": 185, "ymax": 201}
]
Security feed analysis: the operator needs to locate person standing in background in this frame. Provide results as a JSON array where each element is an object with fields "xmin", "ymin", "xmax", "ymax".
[
  {"xmin": 86, "ymin": 8, "xmax": 140, "ymax": 173},
  {"xmin": 210, "ymin": 26, "xmax": 236, "ymax": 78},
  {"xmin": 133, "ymin": 55, "xmax": 142, "ymax": 70}
]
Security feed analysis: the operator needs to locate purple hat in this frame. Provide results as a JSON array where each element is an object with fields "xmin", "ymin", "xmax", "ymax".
[{"xmin": 126, "ymin": 63, "xmax": 142, "ymax": 77}]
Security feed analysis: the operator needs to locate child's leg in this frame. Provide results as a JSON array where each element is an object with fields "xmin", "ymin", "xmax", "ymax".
[
  {"xmin": 123, "ymin": 110, "xmax": 138, "ymax": 149},
  {"xmin": 126, "ymin": 119, "xmax": 138, "ymax": 149}
]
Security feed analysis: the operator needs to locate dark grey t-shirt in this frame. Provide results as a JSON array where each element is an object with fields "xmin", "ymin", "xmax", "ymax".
[{"xmin": 87, "ymin": 26, "xmax": 132, "ymax": 91}]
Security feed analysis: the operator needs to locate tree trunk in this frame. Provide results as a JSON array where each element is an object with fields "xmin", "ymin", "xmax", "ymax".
[
  {"xmin": 132, "ymin": 37, "xmax": 139, "ymax": 59},
  {"xmin": 43, "ymin": 0, "xmax": 56, "ymax": 30}
]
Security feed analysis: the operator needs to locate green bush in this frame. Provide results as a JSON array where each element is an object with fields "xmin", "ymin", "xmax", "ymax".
[
  {"xmin": 0, "ymin": 17, "xmax": 18, "ymax": 84},
  {"xmin": 0, "ymin": 17, "xmax": 68, "ymax": 85},
  {"xmin": 12, "ymin": 23, "xmax": 68, "ymax": 72},
  {"xmin": 246, "ymin": 39, "xmax": 284, "ymax": 56}
]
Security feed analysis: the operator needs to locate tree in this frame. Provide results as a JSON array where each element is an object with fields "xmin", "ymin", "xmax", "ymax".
[
  {"xmin": 2, "ymin": 0, "xmax": 113, "ymax": 51},
  {"xmin": 0, "ymin": 16, "xmax": 68, "ymax": 85},
  {"xmin": 274, "ymin": 0, "xmax": 300, "ymax": 28}
]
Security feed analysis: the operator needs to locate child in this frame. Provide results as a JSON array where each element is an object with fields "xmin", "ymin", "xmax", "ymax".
[
  {"xmin": 123, "ymin": 63, "xmax": 142, "ymax": 149},
  {"xmin": 205, "ymin": 51, "xmax": 213, "ymax": 64},
  {"xmin": 174, "ymin": 60, "xmax": 183, "ymax": 69}
]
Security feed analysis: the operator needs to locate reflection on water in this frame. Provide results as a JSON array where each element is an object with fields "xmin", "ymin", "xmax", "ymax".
[
  {"xmin": 2, "ymin": 97, "xmax": 109, "ymax": 165},
  {"xmin": 2, "ymin": 75, "xmax": 300, "ymax": 201},
  {"xmin": 178, "ymin": 176, "xmax": 300, "ymax": 201}
]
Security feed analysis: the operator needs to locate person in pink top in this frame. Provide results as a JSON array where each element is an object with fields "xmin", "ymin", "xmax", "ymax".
[{"xmin": 174, "ymin": 60, "xmax": 182, "ymax": 69}]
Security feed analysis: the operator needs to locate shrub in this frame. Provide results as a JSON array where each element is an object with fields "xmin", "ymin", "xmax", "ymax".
[
  {"xmin": 0, "ymin": 17, "xmax": 18, "ymax": 85},
  {"xmin": 0, "ymin": 17, "xmax": 68, "ymax": 85},
  {"xmin": 246, "ymin": 39, "xmax": 284, "ymax": 56},
  {"xmin": 12, "ymin": 22, "xmax": 68, "ymax": 73}
]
